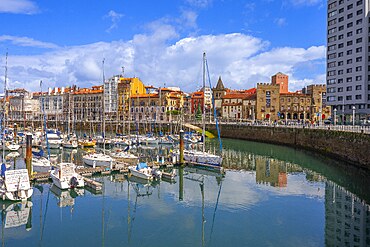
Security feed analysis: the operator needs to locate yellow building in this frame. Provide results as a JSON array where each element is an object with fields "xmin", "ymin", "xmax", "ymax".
[
  {"xmin": 117, "ymin": 77, "xmax": 146, "ymax": 121},
  {"xmin": 306, "ymin": 85, "xmax": 331, "ymax": 122},
  {"xmin": 279, "ymin": 92, "xmax": 311, "ymax": 121}
]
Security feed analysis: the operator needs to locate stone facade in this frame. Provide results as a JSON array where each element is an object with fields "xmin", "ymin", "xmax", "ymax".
[{"xmin": 256, "ymin": 83, "xmax": 280, "ymax": 121}]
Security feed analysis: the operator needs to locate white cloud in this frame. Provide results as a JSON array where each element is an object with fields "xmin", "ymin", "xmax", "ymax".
[
  {"xmin": 0, "ymin": 33, "xmax": 326, "ymax": 93},
  {"xmin": 0, "ymin": 35, "xmax": 59, "ymax": 49},
  {"xmin": 105, "ymin": 10, "xmax": 124, "ymax": 33},
  {"xmin": 288, "ymin": 0, "xmax": 323, "ymax": 7},
  {"xmin": 185, "ymin": 0, "xmax": 213, "ymax": 8},
  {"xmin": 274, "ymin": 18, "xmax": 286, "ymax": 27},
  {"xmin": 0, "ymin": 0, "xmax": 38, "ymax": 14}
]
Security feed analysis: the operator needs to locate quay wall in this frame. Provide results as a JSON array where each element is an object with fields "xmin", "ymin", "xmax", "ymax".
[{"xmin": 206, "ymin": 124, "xmax": 370, "ymax": 169}]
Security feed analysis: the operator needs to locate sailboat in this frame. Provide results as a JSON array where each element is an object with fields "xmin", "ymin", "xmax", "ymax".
[
  {"xmin": 183, "ymin": 52, "xmax": 222, "ymax": 168},
  {"xmin": 62, "ymin": 96, "xmax": 78, "ymax": 149},
  {"xmin": 0, "ymin": 52, "xmax": 33, "ymax": 201}
]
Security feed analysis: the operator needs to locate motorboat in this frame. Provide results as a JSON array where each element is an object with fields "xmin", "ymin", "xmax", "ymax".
[
  {"xmin": 82, "ymin": 153, "xmax": 114, "ymax": 168},
  {"xmin": 183, "ymin": 150, "xmax": 223, "ymax": 167},
  {"xmin": 4, "ymin": 141, "xmax": 21, "ymax": 151},
  {"xmin": 62, "ymin": 139, "xmax": 78, "ymax": 149},
  {"xmin": 50, "ymin": 162, "xmax": 85, "ymax": 190},
  {"xmin": 78, "ymin": 139, "xmax": 96, "ymax": 148},
  {"xmin": 0, "ymin": 168, "xmax": 34, "ymax": 201},
  {"xmin": 0, "ymin": 200, "xmax": 33, "ymax": 229},
  {"xmin": 45, "ymin": 133, "xmax": 62, "ymax": 149},
  {"xmin": 109, "ymin": 150, "xmax": 138, "ymax": 163},
  {"xmin": 32, "ymin": 156, "xmax": 52, "ymax": 173},
  {"xmin": 128, "ymin": 162, "xmax": 161, "ymax": 181}
]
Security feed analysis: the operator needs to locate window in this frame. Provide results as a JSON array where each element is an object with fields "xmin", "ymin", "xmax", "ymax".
[
  {"xmin": 356, "ymin": 75, "xmax": 362, "ymax": 81},
  {"xmin": 328, "ymin": 19, "xmax": 337, "ymax": 26},
  {"xmin": 356, "ymin": 28, "xmax": 362, "ymax": 34},
  {"xmin": 339, "ymin": 16, "xmax": 344, "ymax": 22},
  {"xmin": 338, "ymin": 34, "xmax": 344, "ymax": 40},
  {"xmin": 347, "ymin": 22, "xmax": 353, "ymax": 28},
  {"xmin": 338, "ymin": 43, "xmax": 344, "ymax": 48},
  {"xmin": 347, "ymin": 41, "xmax": 353, "ymax": 46},
  {"xmin": 355, "ymin": 95, "xmax": 362, "ymax": 99},
  {"xmin": 328, "ymin": 44, "xmax": 336, "ymax": 51},
  {"xmin": 347, "ymin": 13, "xmax": 353, "ymax": 19},
  {"xmin": 347, "ymin": 31, "xmax": 353, "ymax": 37},
  {"xmin": 347, "ymin": 50, "xmax": 352, "ymax": 55},
  {"xmin": 338, "ymin": 61, "xmax": 344, "ymax": 66},
  {"xmin": 328, "ymin": 62, "xmax": 336, "ymax": 68},
  {"xmin": 356, "ymin": 47, "xmax": 362, "ymax": 53},
  {"xmin": 328, "ymin": 70, "xmax": 336, "ymax": 76},
  {"xmin": 338, "ymin": 96, "xmax": 343, "ymax": 101},
  {"xmin": 338, "ymin": 52, "xmax": 343, "ymax": 57},
  {"xmin": 338, "ymin": 87, "xmax": 343, "ymax": 92},
  {"xmin": 347, "ymin": 68, "xmax": 352, "ymax": 73},
  {"xmin": 356, "ymin": 38, "xmax": 362, "ymax": 43},
  {"xmin": 328, "ymin": 10, "xmax": 337, "ymax": 17},
  {"xmin": 339, "ymin": 0, "xmax": 343, "ymax": 4},
  {"xmin": 357, "ymin": 0, "xmax": 363, "ymax": 6},
  {"xmin": 338, "ymin": 78, "xmax": 343, "ymax": 83},
  {"xmin": 328, "ymin": 2, "xmax": 337, "ymax": 9},
  {"xmin": 356, "ymin": 66, "xmax": 362, "ymax": 71},
  {"xmin": 328, "ymin": 27, "xmax": 337, "ymax": 34},
  {"xmin": 338, "ymin": 70, "xmax": 344, "ymax": 75},
  {"xmin": 356, "ymin": 57, "xmax": 362, "ymax": 62},
  {"xmin": 328, "ymin": 87, "xmax": 336, "ymax": 93},
  {"xmin": 339, "ymin": 8, "xmax": 344, "ymax": 13},
  {"xmin": 347, "ymin": 59, "xmax": 352, "ymax": 64},
  {"xmin": 327, "ymin": 79, "xmax": 336, "ymax": 85},
  {"xmin": 347, "ymin": 86, "xmax": 352, "ymax": 91},
  {"xmin": 328, "ymin": 53, "xmax": 337, "ymax": 59},
  {"xmin": 357, "ymin": 9, "xmax": 363, "ymax": 15},
  {"xmin": 328, "ymin": 36, "xmax": 337, "ymax": 43},
  {"xmin": 339, "ymin": 25, "xmax": 344, "ymax": 31},
  {"xmin": 356, "ymin": 85, "xmax": 361, "ymax": 90},
  {"xmin": 347, "ymin": 4, "xmax": 353, "ymax": 10},
  {"xmin": 346, "ymin": 95, "xmax": 352, "ymax": 100},
  {"xmin": 328, "ymin": 96, "xmax": 336, "ymax": 102},
  {"xmin": 356, "ymin": 19, "xmax": 362, "ymax": 25},
  {"xmin": 346, "ymin": 77, "xmax": 352, "ymax": 82}
]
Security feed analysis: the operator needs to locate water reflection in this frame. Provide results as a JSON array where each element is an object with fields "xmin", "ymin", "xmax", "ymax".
[{"xmin": 0, "ymin": 139, "xmax": 369, "ymax": 246}]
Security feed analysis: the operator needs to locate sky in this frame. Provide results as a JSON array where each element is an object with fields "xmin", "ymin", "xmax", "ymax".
[{"xmin": 0, "ymin": 0, "xmax": 327, "ymax": 93}]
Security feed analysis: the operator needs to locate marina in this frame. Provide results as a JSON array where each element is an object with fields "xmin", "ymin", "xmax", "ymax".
[{"xmin": 0, "ymin": 138, "xmax": 369, "ymax": 246}]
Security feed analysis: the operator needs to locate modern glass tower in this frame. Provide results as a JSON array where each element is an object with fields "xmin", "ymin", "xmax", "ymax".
[{"xmin": 326, "ymin": 0, "xmax": 370, "ymax": 122}]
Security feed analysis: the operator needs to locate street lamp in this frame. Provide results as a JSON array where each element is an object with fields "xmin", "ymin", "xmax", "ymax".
[
  {"xmin": 334, "ymin": 108, "xmax": 337, "ymax": 126},
  {"xmin": 352, "ymin": 106, "xmax": 355, "ymax": 126}
]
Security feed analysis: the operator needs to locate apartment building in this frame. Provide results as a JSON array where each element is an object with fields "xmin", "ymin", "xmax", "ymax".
[{"xmin": 326, "ymin": 0, "xmax": 370, "ymax": 122}]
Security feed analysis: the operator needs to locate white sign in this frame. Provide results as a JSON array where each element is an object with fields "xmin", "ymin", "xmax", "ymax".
[{"xmin": 5, "ymin": 169, "xmax": 31, "ymax": 192}]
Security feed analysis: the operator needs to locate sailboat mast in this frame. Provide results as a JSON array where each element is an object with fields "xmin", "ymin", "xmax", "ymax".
[
  {"xmin": 202, "ymin": 52, "xmax": 206, "ymax": 153},
  {"xmin": 102, "ymin": 59, "xmax": 106, "ymax": 153},
  {"xmin": 2, "ymin": 52, "xmax": 8, "ymax": 162}
]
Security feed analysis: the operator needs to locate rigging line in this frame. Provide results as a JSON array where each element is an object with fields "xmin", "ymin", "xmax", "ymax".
[
  {"xmin": 40, "ymin": 186, "xmax": 51, "ymax": 245},
  {"xmin": 205, "ymin": 58, "xmax": 222, "ymax": 152},
  {"xmin": 208, "ymin": 181, "xmax": 223, "ymax": 245}
]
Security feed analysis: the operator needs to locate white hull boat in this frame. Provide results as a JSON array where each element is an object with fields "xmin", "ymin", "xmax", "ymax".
[
  {"xmin": 50, "ymin": 163, "xmax": 84, "ymax": 190},
  {"xmin": 5, "ymin": 143, "xmax": 21, "ymax": 151},
  {"xmin": 32, "ymin": 156, "xmax": 52, "ymax": 173},
  {"xmin": 183, "ymin": 150, "xmax": 223, "ymax": 167},
  {"xmin": 82, "ymin": 153, "xmax": 114, "ymax": 168},
  {"xmin": 128, "ymin": 163, "xmax": 161, "ymax": 181},
  {"xmin": 62, "ymin": 140, "xmax": 78, "ymax": 149},
  {"xmin": 0, "ymin": 169, "xmax": 33, "ymax": 201}
]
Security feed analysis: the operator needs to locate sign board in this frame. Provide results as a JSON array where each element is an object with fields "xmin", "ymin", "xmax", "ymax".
[
  {"xmin": 266, "ymin": 91, "xmax": 271, "ymax": 107},
  {"xmin": 4, "ymin": 169, "xmax": 30, "ymax": 192}
]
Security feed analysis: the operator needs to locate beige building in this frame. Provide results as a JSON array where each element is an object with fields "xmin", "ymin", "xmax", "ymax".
[
  {"xmin": 221, "ymin": 89, "xmax": 256, "ymax": 121},
  {"xmin": 256, "ymin": 83, "xmax": 280, "ymax": 121}
]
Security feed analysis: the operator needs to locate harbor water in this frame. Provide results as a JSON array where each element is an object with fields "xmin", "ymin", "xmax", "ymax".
[{"xmin": 1, "ymin": 138, "xmax": 370, "ymax": 247}]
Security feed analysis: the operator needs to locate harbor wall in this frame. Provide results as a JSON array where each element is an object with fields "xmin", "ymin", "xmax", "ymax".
[{"xmin": 206, "ymin": 124, "xmax": 370, "ymax": 169}]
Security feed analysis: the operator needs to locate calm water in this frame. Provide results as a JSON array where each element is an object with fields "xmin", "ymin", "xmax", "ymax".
[{"xmin": 1, "ymin": 138, "xmax": 370, "ymax": 247}]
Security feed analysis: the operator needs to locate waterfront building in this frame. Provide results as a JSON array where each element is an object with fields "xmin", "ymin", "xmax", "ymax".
[
  {"xmin": 255, "ymin": 157, "xmax": 287, "ymax": 187},
  {"xmin": 8, "ymin": 89, "xmax": 39, "ymax": 128},
  {"xmin": 117, "ymin": 77, "xmax": 146, "ymax": 121},
  {"xmin": 72, "ymin": 86, "xmax": 103, "ymax": 126},
  {"xmin": 326, "ymin": 0, "xmax": 370, "ymax": 121},
  {"xmin": 221, "ymin": 89, "xmax": 256, "ymax": 121},
  {"xmin": 104, "ymin": 75, "xmax": 120, "ymax": 122},
  {"xmin": 257, "ymin": 72, "xmax": 331, "ymax": 122},
  {"xmin": 212, "ymin": 76, "xmax": 228, "ymax": 117},
  {"xmin": 191, "ymin": 91, "xmax": 204, "ymax": 117}
]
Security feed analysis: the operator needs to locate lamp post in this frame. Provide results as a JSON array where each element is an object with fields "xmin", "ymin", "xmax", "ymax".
[
  {"xmin": 319, "ymin": 108, "xmax": 322, "ymax": 126},
  {"xmin": 352, "ymin": 105, "xmax": 355, "ymax": 126},
  {"xmin": 334, "ymin": 108, "xmax": 337, "ymax": 126}
]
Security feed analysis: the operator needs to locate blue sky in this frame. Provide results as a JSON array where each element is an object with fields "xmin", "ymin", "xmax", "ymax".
[{"xmin": 0, "ymin": 0, "xmax": 326, "ymax": 92}]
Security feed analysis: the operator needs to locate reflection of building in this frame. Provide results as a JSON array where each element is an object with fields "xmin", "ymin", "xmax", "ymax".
[
  {"xmin": 325, "ymin": 181, "xmax": 370, "ymax": 247},
  {"xmin": 255, "ymin": 157, "xmax": 287, "ymax": 187}
]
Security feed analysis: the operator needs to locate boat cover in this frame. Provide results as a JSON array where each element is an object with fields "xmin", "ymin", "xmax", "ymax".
[{"xmin": 136, "ymin": 162, "xmax": 148, "ymax": 170}]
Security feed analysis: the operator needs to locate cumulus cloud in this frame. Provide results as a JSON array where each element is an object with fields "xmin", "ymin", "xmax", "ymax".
[
  {"xmin": 0, "ymin": 32, "xmax": 326, "ymax": 93},
  {"xmin": 0, "ymin": 0, "xmax": 39, "ymax": 14},
  {"xmin": 105, "ymin": 10, "xmax": 124, "ymax": 33}
]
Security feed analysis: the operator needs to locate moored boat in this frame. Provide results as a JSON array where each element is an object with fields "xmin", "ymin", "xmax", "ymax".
[{"xmin": 50, "ymin": 162, "xmax": 84, "ymax": 189}]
